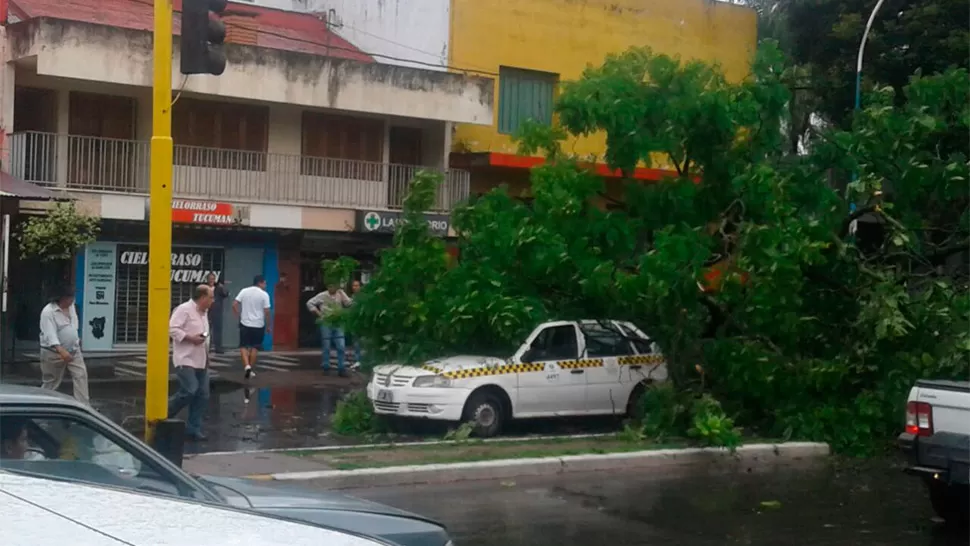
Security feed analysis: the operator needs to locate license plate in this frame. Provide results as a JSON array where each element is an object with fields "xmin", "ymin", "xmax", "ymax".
[{"xmin": 377, "ymin": 389, "xmax": 393, "ymax": 403}]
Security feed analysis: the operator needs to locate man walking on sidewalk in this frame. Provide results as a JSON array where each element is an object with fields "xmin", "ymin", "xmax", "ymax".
[
  {"xmin": 206, "ymin": 272, "xmax": 229, "ymax": 354},
  {"xmin": 233, "ymin": 275, "xmax": 271, "ymax": 380},
  {"xmin": 38, "ymin": 286, "xmax": 89, "ymax": 405},
  {"xmin": 168, "ymin": 284, "xmax": 213, "ymax": 442}
]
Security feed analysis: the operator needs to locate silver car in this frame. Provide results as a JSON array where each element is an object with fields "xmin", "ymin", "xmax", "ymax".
[
  {"xmin": 2, "ymin": 470, "xmax": 395, "ymax": 546},
  {"xmin": 0, "ymin": 384, "xmax": 452, "ymax": 546}
]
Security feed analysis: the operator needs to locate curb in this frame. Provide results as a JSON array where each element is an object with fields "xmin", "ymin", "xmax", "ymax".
[
  {"xmin": 195, "ymin": 432, "xmax": 616, "ymax": 457},
  {"xmin": 251, "ymin": 442, "xmax": 830, "ymax": 488}
]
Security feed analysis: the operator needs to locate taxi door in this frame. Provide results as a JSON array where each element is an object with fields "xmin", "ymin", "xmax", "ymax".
[
  {"xmin": 580, "ymin": 321, "xmax": 636, "ymax": 414},
  {"xmin": 512, "ymin": 322, "xmax": 588, "ymax": 417}
]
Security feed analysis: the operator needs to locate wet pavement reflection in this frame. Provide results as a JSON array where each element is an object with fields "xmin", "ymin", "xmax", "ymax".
[
  {"xmin": 91, "ymin": 383, "xmax": 357, "ymax": 454},
  {"xmin": 340, "ymin": 460, "xmax": 969, "ymax": 546},
  {"xmin": 88, "ymin": 381, "xmax": 627, "ymax": 454}
]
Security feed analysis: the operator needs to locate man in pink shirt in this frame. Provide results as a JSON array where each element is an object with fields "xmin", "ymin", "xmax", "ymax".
[{"xmin": 168, "ymin": 284, "xmax": 214, "ymax": 441}]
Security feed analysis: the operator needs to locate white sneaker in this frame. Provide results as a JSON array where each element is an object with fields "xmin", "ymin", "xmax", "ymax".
[{"xmin": 244, "ymin": 366, "xmax": 255, "ymax": 379}]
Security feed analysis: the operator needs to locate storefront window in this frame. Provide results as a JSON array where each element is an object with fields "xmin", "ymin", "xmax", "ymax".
[{"xmin": 113, "ymin": 245, "xmax": 225, "ymax": 344}]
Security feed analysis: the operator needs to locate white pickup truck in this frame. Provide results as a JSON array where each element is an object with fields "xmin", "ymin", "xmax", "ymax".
[
  {"xmin": 366, "ymin": 320, "xmax": 667, "ymax": 437},
  {"xmin": 897, "ymin": 379, "xmax": 970, "ymax": 527}
]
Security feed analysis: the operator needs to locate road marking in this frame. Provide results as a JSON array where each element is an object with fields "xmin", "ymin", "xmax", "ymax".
[{"xmin": 113, "ymin": 366, "xmax": 144, "ymax": 377}]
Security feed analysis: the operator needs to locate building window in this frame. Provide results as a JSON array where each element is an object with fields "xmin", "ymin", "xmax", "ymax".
[
  {"xmin": 301, "ymin": 111, "xmax": 384, "ymax": 180},
  {"xmin": 173, "ymin": 98, "xmax": 269, "ymax": 171},
  {"xmin": 497, "ymin": 67, "xmax": 557, "ymax": 136},
  {"xmin": 67, "ymin": 92, "xmax": 140, "ymax": 190}
]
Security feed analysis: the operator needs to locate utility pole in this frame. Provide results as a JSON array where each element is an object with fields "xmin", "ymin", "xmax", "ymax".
[{"xmin": 145, "ymin": 0, "xmax": 174, "ymax": 442}]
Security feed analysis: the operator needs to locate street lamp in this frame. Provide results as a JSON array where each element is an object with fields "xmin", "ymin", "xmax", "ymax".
[
  {"xmin": 849, "ymin": 0, "xmax": 888, "ymax": 231},
  {"xmin": 855, "ymin": 0, "xmax": 888, "ymax": 111}
]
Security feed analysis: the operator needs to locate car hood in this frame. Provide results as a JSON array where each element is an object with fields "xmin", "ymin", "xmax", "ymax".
[
  {"xmin": 374, "ymin": 355, "xmax": 509, "ymax": 377},
  {"xmin": 200, "ymin": 475, "xmax": 431, "ymax": 521},
  {"xmin": 199, "ymin": 476, "xmax": 449, "ymax": 546}
]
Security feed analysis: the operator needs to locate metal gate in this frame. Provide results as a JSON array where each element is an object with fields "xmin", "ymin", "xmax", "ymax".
[{"xmin": 114, "ymin": 244, "xmax": 225, "ymax": 344}]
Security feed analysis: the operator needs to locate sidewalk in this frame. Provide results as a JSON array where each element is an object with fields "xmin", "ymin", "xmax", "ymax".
[{"xmin": 0, "ymin": 349, "xmax": 365, "ymax": 387}]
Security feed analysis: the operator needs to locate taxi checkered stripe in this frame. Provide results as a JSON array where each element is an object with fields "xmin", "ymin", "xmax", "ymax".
[
  {"xmin": 617, "ymin": 354, "xmax": 665, "ymax": 365},
  {"xmin": 558, "ymin": 359, "xmax": 604, "ymax": 369},
  {"xmin": 430, "ymin": 362, "xmax": 546, "ymax": 380},
  {"xmin": 421, "ymin": 358, "xmax": 634, "ymax": 380}
]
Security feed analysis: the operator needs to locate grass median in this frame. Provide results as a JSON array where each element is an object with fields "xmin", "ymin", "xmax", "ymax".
[{"xmin": 284, "ymin": 436, "xmax": 692, "ymax": 470}]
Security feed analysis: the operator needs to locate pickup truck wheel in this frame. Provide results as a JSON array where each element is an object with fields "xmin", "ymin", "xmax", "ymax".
[
  {"xmin": 926, "ymin": 480, "xmax": 970, "ymax": 527},
  {"xmin": 463, "ymin": 393, "xmax": 503, "ymax": 438}
]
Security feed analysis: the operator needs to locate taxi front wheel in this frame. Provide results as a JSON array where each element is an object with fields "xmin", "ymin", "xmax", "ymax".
[{"xmin": 463, "ymin": 392, "xmax": 503, "ymax": 438}]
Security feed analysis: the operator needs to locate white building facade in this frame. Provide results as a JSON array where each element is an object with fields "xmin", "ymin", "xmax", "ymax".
[{"xmin": 0, "ymin": 0, "xmax": 493, "ymax": 354}]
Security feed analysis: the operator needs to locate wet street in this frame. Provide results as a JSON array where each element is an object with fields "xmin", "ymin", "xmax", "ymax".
[
  {"xmin": 331, "ymin": 461, "xmax": 968, "ymax": 546},
  {"xmin": 87, "ymin": 377, "xmax": 625, "ymax": 454}
]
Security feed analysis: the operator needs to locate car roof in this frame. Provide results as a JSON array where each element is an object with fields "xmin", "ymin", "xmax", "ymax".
[
  {"xmin": 1, "ymin": 472, "xmax": 388, "ymax": 546},
  {"xmin": 0, "ymin": 384, "xmax": 86, "ymax": 408}
]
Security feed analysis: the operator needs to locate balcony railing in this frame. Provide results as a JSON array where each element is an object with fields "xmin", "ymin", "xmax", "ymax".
[{"xmin": 7, "ymin": 132, "xmax": 469, "ymax": 212}]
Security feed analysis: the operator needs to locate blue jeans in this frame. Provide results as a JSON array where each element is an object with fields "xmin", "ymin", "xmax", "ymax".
[
  {"xmin": 168, "ymin": 367, "xmax": 210, "ymax": 436},
  {"xmin": 321, "ymin": 325, "xmax": 346, "ymax": 372}
]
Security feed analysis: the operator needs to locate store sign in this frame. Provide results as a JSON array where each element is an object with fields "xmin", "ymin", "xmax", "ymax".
[
  {"xmin": 119, "ymin": 250, "xmax": 222, "ymax": 284},
  {"xmin": 356, "ymin": 210, "xmax": 450, "ymax": 237},
  {"xmin": 81, "ymin": 242, "xmax": 118, "ymax": 351},
  {"xmin": 172, "ymin": 199, "xmax": 239, "ymax": 226}
]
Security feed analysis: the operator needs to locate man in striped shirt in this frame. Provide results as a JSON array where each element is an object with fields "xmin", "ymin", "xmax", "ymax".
[{"xmin": 306, "ymin": 283, "xmax": 351, "ymax": 377}]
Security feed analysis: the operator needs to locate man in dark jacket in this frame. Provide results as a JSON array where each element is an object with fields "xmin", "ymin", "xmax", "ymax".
[{"xmin": 206, "ymin": 272, "xmax": 230, "ymax": 353}]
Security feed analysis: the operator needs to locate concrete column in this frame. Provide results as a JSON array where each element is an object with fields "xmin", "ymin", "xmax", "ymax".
[
  {"xmin": 0, "ymin": 29, "xmax": 16, "ymax": 171},
  {"xmin": 55, "ymin": 89, "xmax": 70, "ymax": 187}
]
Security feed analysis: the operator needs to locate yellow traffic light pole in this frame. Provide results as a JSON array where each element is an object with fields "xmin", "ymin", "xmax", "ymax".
[{"xmin": 146, "ymin": 0, "xmax": 174, "ymax": 442}]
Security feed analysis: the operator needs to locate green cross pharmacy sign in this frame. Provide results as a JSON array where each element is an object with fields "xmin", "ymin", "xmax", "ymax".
[{"xmin": 356, "ymin": 210, "xmax": 450, "ymax": 237}]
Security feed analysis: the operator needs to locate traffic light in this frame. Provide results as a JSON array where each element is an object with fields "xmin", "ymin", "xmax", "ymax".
[{"xmin": 180, "ymin": 0, "xmax": 228, "ymax": 75}]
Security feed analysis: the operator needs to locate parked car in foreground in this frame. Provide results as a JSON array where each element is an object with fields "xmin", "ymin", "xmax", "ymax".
[
  {"xmin": 0, "ymin": 385, "xmax": 453, "ymax": 546},
  {"xmin": 368, "ymin": 319, "xmax": 667, "ymax": 436},
  {"xmin": 897, "ymin": 379, "xmax": 970, "ymax": 527},
  {"xmin": 2, "ymin": 471, "xmax": 392, "ymax": 546}
]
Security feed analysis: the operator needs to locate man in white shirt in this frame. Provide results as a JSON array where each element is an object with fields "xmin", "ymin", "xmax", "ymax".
[
  {"xmin": 38, "ymin": 286, "xmax": 89, "ymax": 405},
  {"xmin": 232, "ymin": 275, "xmax": 271, "ymax": 379}
]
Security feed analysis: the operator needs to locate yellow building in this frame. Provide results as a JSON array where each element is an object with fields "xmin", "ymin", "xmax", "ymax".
[{"xmin": 447, "ymin": 0, "xmax": 757, "ymax": 198}]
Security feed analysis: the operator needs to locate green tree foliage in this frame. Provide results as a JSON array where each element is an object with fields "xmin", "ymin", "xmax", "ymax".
[
  {"xmin": 347, "ymin": 45, "xmax": 968, "ymax": 454},
  {"xmin": 731, "ymin": 0, "xmax": 969, "ymax": 128},
  {"xmin": 18, "ymin": 201, "xmax": 100, "ymax": 262}
]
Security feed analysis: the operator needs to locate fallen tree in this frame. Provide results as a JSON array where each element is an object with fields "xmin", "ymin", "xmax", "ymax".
[{"xmin": 342, "ymin": 43, "xmax": 969, "ymax": 454}]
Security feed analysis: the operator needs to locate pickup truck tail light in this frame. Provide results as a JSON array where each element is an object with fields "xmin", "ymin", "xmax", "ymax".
[{"xmin": 905, "ymin": 401, "xmax": 934, "ymax": 436}]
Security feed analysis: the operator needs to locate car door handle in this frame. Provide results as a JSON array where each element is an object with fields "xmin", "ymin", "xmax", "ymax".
[{"xmin": 570, "ymin": 369, "xmax": 584, "ymax": 374}]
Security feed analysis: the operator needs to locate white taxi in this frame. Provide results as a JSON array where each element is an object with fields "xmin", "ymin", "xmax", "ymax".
[{"xmin": 366, "ymin": 320, "xmax": 667, "ymax": 436}]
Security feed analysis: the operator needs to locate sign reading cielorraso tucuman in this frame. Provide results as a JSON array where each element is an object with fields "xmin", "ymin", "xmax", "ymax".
[{"xmin": 356, "ymin": 210, "xmax": 450, "ymax": 237}]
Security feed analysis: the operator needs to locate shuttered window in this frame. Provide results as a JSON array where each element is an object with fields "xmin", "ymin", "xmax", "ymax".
[
  {"xmin": 173, "ymin": 98, "xmax": 269, "ymax": 170},
  {"xmin": 497, "ymin": 67, "xmax": 557, "ymax": 136},
  {"xmin": 301, "ymin": 111, "xmax": 384, "ymax": 180}
]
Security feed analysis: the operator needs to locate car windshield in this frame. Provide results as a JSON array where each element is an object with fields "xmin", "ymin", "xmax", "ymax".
[{"xmin": 0, "ymin": 414, "xmax": 185, "ymax": 499}]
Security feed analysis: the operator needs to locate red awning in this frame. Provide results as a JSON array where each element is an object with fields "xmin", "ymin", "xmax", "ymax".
[
  {"xmin": 0, "ymin": 171, "xmax": 68, "ymax": 200},
  {"xmin": 449, "ymin": 152, "xmax": 681, "ymax": 182}
]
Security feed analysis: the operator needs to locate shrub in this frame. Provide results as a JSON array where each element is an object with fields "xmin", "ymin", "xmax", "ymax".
[{"xmin": 331, "ymin": 391, "xmax": 386, "ymax": 436}]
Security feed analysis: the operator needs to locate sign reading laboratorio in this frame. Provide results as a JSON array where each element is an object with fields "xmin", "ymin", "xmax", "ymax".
[
  {"xmin": 356, "ymin": 210, "xmax": 450, "ymax": 237},
  {"xmin": 119, "ymin": 250, "xmax": 222, "ymax": 284},
  {"xmin": 172, "ymin": 199, "xmax": 238, "ymax": 226},
  {"xmin": 81, "ymin": 242, "xmax": 117, "ymax": 351}
]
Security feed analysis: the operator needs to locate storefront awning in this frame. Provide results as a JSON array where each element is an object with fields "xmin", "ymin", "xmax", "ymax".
[
  {"xmin": 449, "ymin": 152, "xmax": 680, "ymax": 182},
  {"xmin": 0, "ymin": 172, "xmax": 70, "ymax": 200}
]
